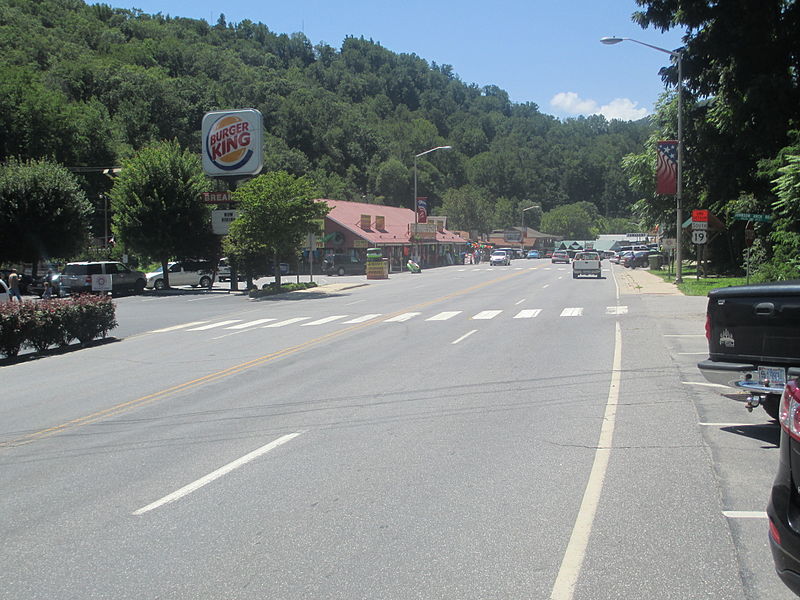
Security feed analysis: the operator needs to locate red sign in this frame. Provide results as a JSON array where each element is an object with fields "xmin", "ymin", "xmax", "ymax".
[{"xmin": 692, "ymin": 209, "xmax": 709, "ymax": 222}]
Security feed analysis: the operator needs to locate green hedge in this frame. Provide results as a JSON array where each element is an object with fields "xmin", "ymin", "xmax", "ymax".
[
  {"xmin": 248, "ymin": 281, "xmax": 318, "ymax": 299},
  {"xmin": 0, "ymin": 295, "xmax": 118, "ymax": 358}
]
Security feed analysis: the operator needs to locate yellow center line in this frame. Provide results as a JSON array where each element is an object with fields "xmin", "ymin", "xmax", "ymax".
[{"xmin": 1, "ymin": 267, "xmax": 534, "ymax": 449}]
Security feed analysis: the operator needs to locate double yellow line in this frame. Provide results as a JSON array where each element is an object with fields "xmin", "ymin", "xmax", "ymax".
[{"xmin": 2, "ymin": 267, "xmax": 533, "ymax": 448}]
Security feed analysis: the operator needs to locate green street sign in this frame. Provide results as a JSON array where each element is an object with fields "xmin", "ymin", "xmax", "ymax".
[{"xmin": 733, "ymin": 213, "xmax": 773, "ymax": 222}]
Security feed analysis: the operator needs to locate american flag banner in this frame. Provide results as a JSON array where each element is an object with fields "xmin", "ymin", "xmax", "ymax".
[
  {"xmin": 656, "ymin": 140, "xmax": 678, "ymax": 195},
  {"xmin": 416, "ymin": 197, "xmax": 428, "ymax": 223}
]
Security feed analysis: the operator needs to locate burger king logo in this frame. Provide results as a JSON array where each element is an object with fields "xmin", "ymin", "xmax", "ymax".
[{"xmin": 201, "ymin": 109, "xmax": 263, "ymax": 176}]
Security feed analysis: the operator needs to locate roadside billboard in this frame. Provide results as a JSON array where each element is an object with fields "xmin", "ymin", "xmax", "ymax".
[{"xmin": 201, "ymin": 109, "xmax": 263, "ymax": 177}]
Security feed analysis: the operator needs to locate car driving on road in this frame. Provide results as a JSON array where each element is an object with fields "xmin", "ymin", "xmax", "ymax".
[
  {"xmin": 551, "ymin": 250, "xmax": 570, "ymax": 264},
  {"xmin": 490, "ymin": 250, "xmax": 511, "ymax": 266}
]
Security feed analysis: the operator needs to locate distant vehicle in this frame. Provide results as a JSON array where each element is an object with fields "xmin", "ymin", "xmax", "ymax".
[
  {"xmin": 544, "ymin": 250, "xmax": 554, "ymax": 258},
  {"xmin": 572, "ymin": 251, "xmax": 602, "ymax": 279},
  {"xmin": 551, "ymin": 251, "xmax": 570, "ymax": 264},
  {"xmin": 145, "ymin": 260, "xmax": 215, "ymax": 290},
  {"xmin": 526, "ymin": 250, "xmax": 540, "ymax": 259},
  {"xmin": 30, "ymin": 272, "xmax": 62, "ymax": 298},
  {"xmin": 323, "ymin": 254, "xmax": 364, "ymax": 276},
  {"xmin": 490, "ymin": 250, "xmax": 511, "ymax": 266},
  {"xmin": 216, "ymin": 258, "xmax": 239, "ymax": 282},
  {"xmin": 60, "ymin": 261, "xmax": 146, "ymax": 295},
  {"xmin": 498, "ymin": 247, "xmax": 517, "ymax": 260}
]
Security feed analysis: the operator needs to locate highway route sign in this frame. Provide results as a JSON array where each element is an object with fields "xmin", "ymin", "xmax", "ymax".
[{"xmin": 692, "ymin": 230, "xmax": 707, "ymax": 245}]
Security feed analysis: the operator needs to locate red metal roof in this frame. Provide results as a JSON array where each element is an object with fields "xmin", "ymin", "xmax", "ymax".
[{"xmin": 318, "ymin": 199, "xmax": 467, "ymax": 245}]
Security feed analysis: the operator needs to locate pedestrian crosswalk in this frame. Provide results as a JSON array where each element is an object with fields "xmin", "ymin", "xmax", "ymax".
[{"xmin": 147, "ymin": 305, "xmax": 629, "ymax": 335}]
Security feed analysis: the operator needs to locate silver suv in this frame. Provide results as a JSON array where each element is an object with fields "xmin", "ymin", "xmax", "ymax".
[
  {"xmin": 145, "ymin": 260, "xmax": 215, "ymax": 290},
  {"xmin": 60, "ymin": 261, "xmax": 146, "ymax": 295}
]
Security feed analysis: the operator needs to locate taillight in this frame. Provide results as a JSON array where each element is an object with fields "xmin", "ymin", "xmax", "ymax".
[
  {"xmin": 770, "ymin": 518, "xmax": 782, "ymax": 545},
  {"xmin": 705, "ymin": 313, "xmax": 711, "ymax": 340},
  {"xmin": 778, "ymin": 382, "xmax": 800, "ymax": 442}
]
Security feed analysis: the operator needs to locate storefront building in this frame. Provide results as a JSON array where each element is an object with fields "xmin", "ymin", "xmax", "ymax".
[{"xmin": 318, "ymin": 199, "xmax": 467, "ymax": 271}]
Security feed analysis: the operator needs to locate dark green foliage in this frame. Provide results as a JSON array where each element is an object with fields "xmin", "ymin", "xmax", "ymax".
[
  {"xmin": 249, "ymin": 281, "xmax": 318, "ymax": 299},
  {"xmin": 0, "ymin": 157, "xmax": 93, "ymax": 270},
  {"xmin": 64, "ymin": 293, "xmax": 118, "ymax": 344},
  {"xmin": 0, "ymin": 0, "xmax": 648, "ymax": 234}
]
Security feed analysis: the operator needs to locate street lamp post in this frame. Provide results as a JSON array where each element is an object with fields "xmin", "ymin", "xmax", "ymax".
[
  {"xmin": 601, "ymin": 36, "xmax": 684, "ymax": 283},
  {"xmin": 521, "ymin": 205, "xmax": 539, "ymax": 253},
  {"xmin": 412, "ymin": 145, "xmax": 451, "ymax": 264}
]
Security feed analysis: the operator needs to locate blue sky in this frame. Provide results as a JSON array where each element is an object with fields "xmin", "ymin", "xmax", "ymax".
[{"xmin": 110, "ymin": 0, "xmax": 686, "ymax": 121}]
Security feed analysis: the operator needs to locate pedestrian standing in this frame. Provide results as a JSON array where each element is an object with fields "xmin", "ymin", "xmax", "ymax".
[
  {"xmin": 42, "ymin": 281, "xmax": 53, "ymax": 299},
  {"xmin": 8, "ymin": 269, "xmax": 22, "ymax": 302}
]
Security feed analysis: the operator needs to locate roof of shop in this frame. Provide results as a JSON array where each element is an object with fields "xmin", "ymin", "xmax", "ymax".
[{"xmin": 318, "ymin": 199, "xmax": 467, "ymax": 245}]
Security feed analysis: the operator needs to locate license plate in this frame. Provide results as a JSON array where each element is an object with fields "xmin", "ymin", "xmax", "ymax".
[{"xmin": 758, "ymin": 366, "xmax": 786, "ymax": 388}]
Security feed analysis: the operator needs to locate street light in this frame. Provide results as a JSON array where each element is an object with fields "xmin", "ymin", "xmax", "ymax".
[
  {"xmin": 521, "ymin": 205, "xmax": 539, "ymax": 252},
  {"xmin": 601, "ymin": 36, "xmax": 684, "ymax": 283},
  {"xmin": 413, "ymin": 145, "xmax": 451, "ymax": 263}
]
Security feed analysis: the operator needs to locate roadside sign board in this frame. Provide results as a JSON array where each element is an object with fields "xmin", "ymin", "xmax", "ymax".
[
  {"xmin": 734, "ymin": 213, "xmax": 773, "ymax": 222},
  {"xmin": 92, "ymin": 274, "xmax": 112, "ymax": 291},
  {"xmin": 692, "ymin": 209, "xmax": 709, "ymax": 222},
  {"xmin": 692, "ymin": 230, "xmax": 707, "ymax": 245},
  {"xmin": 691, "ymin": 221, "xmax": 708, "ymax": 230},
  {"xmin": 212, "ymin": 209, "xmax": 239, "ymax": 235},
  {"xmin": 201, "ymin": 109, "xmax": 263, "ymax": 177},
  {"xmin": 201, "ymin": 191, "xmax": 231, "ymax": 204}
]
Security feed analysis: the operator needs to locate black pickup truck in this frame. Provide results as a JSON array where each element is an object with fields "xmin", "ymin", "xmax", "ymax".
[{"xmin": 697, "ymin": 281, "xmax": 800, "ymax": 419}]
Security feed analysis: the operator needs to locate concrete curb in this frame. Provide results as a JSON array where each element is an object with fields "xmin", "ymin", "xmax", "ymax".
[{"xmin": 613, "ymin": 264, "xmax": 683, "ymax": 296}]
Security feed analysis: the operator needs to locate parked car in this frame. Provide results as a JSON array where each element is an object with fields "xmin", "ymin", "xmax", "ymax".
[
  {"xmin": 60, "ymin": 261, "xmax": 146, "ymax": 295},
  {"xmin": 489, "ymin": 250, "xmax": 511, "ymax": 266},
  {"xmin": 544, "ymin": 250, "xmax": 554, "ymax": 258},
  {"xmin": 0, "ymin": 279, "xmax": 11, "ymax": 302},
  {"xmin": 146, "ymin": 260, "xmax": 215, "ymax": 290},
  {"xmin": 216, "ymin": 257, "xmax": 238, "ymax": 282},
  {"xmin": 768, "ymin": 379, "xmax": 800, "ymax": 596},
  {"xmin": 526, "ymin": 250, "xmax": 540, "ymax": 259},
  {"xmin": 29, "ymin": 272, "xmax": 62, "ymax": 298},
  {"xmin": 323, "ymin": 254, "xmax": 364, "ymax": 276},
  {"xmin": 551, "ymin": 250, "xmax": 570, "ymax": 264},
  {"xmin": 0, "ymin": 269, "xmax": 33, "ymax": 294}
]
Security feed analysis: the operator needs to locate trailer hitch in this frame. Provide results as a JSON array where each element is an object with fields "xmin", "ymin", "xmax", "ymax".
[{"xmin": 745, "ymin": 395, "xmax": 764, "ymax": 412}]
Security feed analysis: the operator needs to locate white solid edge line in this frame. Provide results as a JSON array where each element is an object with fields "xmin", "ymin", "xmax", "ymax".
[
  {"xmin": 133, "ymin": 432, "xmax": 303, "ymax": 516},
  {"xmin": 452, "ymin": 330, "xmax": 477, "ymax": 345},
  {"xmin": 550, "ymin": 321, "xmax": 622, "ymax": 600},
  {"xmin": 722, "ymin": 511, "xmax": 768, "ymax": 519},
  {"xmin": 682, "ymin": 381, "xmax": 730, "ymax": 389}
]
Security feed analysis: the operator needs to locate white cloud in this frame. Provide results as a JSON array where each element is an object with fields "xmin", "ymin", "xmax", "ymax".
[{"xmin": 549, "ymin": 92, "xmax": 649, "ymax": 121}]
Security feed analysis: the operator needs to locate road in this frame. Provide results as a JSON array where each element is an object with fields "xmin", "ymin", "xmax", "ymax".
[{"xmin": 0, "ymin": 261, "xmax": 793, "ymax": 599}]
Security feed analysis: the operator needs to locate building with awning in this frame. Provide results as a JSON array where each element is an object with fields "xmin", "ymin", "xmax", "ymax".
[
  {"xmin": 317, "ymin": 199, "xmax": 468, "ymax": 271},
  {"xmin": 487, "ymin": 227, "xmax": 562, "ymax": 251}
]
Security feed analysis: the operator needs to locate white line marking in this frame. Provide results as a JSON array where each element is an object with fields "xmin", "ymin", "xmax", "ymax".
[
  {"xmin": 472, "ymin": 310, "xmax": 502, "ymax": 320},
  {"xmin": 543, "ymin": 284, "xmax": 550, "ymax": 289},
  {"xmin": 149, "ymin": 321, "xmax": 209, "ymax": 333},
  {"xmin": 188, "ymin": 320, "xmax": 242, "ymax": 331},
  {"xmin": 301, "ymin": 315, "xmax": 348, "ymax": 326},
  {"xmin": 560, "ymin": 308, "xmax": 583, "ymax": 317},
  {"xmin": 550, "ymin": 321, "xmax": 621, "ymax": 600},
  {"xmin": 723, "ymin": 511, "xmax": 768, "ymax": 519},
  {"xmin": 427, "ymin": 311, "xmax": 462, "ymax": 321},
  {"xmin": 343, "ymin": 314, "xmax": 382, "ymax": 323},
  {"xmin": 226, "ymin": 319, "xmax": 275, "ymax": 329},
  {"xmin": 516, "ymin": 299, "xmax": 526, "ymax": 305},
  {"xmin": 345, "ymin": 299, "xmax": 365, "ymax": 305},
  {"xmin": 682, "ymin": 381, "xmax": 730, "ymax": 389},
  {"xmin": 385, "ymin": 312, "xmax": 421, "ymax": 322},
  {"xmin": 677, "ymin": 352, "xmax": 710, "ymax": 355},
  {"xmin": 264, "ymin": 317, "xmax": 310, "ymax": 328},
  {"xmin": 605, "ymin": 306, "xmax": 628, "ymax": 315},
  {"xmin": 452, "ymin": 330, "xmax": 477, "ymax": 345},
  {"xmin": 133, "ymin": 432, "xmax": 303, "ymax": 515},
  {"xmin": 514, "ymin": 309, "xmax": 541, "ymax": 319}
]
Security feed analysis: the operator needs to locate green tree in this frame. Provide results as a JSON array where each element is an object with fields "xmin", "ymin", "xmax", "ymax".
[
  {"xmin": 540, "ymin": 203, "xmax": 598, "ymax": 239},
  {"xmin": 0, "ymin": 158, "xmax": 93, "ymax": 272},
  {"xmin": 109, "ymin": 140, "xmax": 211, "ymax": 287},
  {"xmin": 225, "ymin": 171, "xmax": 328, "ymax": 286},
  {"xmin": 436, "ymin": 185, "xmax": 492, "ymax": 234}
]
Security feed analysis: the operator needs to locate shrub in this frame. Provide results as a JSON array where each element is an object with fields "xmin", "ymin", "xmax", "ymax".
[
  {"xmin": 25, "ymin": 301, "xmax": 63, "ymax": 352},
  {"xmin": 64, "ymin": 294, "xmax": 118, "ymax": 345},
  {"xmin": 0, "ymin": 301, "xmax": 32, "ymax": 357},
  {"xmin": 248, "ymin": 281, "xmax": 318, "ymax": 299}
]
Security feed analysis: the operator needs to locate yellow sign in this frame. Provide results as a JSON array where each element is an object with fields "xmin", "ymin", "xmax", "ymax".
[{"xmin": 353, "ymin": 239, "xmax": 370, "ymax": 248}]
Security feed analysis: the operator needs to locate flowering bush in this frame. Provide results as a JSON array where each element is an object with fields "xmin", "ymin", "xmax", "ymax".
[{"xmin": 0, "ymin": 295, "xmax": 118, "ymax": 358}]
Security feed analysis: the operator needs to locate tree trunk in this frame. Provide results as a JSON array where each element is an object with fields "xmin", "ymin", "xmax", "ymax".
[
  {"xmin": 273, "ymin": 252, "xmax": 281, "ymax": 287},
  {"xmin": 161, "ymin": 258, "xmax": 170, "ymax": 288}
]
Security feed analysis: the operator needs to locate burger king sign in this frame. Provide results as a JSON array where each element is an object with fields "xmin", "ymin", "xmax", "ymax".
[{"xmin": 201, "ymin": 109, "xmax": 263, "ymax": 177}]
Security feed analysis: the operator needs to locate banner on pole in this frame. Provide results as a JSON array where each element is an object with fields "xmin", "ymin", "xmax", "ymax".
[{"xmin": 656, "ymin": 140, "xmax": 678, "ymax": 195}]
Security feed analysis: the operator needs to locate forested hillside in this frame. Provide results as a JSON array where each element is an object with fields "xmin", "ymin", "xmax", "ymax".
[{"xmin": 0, "ymin": 0, "xmax": 650, "ymax": 231}]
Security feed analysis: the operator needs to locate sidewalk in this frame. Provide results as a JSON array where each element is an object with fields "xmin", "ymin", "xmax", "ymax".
[{"xmin": 613, "ymin": 264, "xmax": 683, "ymax": 295}]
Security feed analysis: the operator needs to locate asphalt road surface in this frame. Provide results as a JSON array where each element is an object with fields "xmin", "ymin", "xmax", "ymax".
[{"xmin": 0, "ymin": 261, "xmax": 793, "ymax": 599}]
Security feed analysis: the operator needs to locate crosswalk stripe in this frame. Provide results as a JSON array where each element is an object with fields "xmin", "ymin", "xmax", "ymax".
[
  {"xmin": 514, "ymin": 309, "xmax": 542, "ymax": 319},
  {"xmin": 150, "ymin": 321, "xmax": 209, "ymax": 333},
  {"xmin": 472, "ymin": 310, "xmax": 502, "ymax": 320},
  {"xmin": 188, "ymin": 320, "xmax": 242, "ymax": 331},
  {"xmin": 427, "ymin": 311, "xmax": 462, "ymax": 321},
  {"xmin": 301, "ymin": 315, "xmax": 348, "ymax": 326},
  {"xmin": 385, "ymin": 312, "xmax": 421, "ymax": 322},
  {"xmin": 264, "ymin": 317, "xmax": 310, "ymax": 328},
  {"xmin": 343, "ymin": 314, "xmax": 382, "ymax": 323},
  {"xmin": 226, "ymin": 319, "xmax": 276, "ymax": 329},
  {"xmin": 606, "ymin": 306, "xmax": 629, "ymax": 315},
  {"xmin": 560, "ymin": 308, "xmax": 583, "ymax": 317}
]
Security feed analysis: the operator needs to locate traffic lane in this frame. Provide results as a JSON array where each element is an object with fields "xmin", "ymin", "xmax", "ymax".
[
  {"xmin": 571, "ymin": 290, "xmax": 748, "ymax": 599},
  {"xmin": 0, "ymin": 271, "xmax": 619, "ymax": 598}
]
